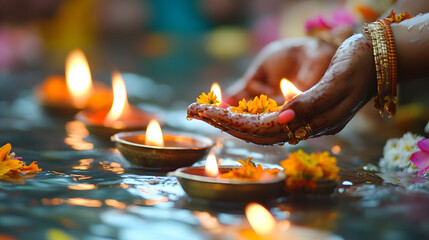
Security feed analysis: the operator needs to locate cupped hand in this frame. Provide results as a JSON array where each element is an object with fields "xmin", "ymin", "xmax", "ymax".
[
  {"xmin": 187, "ymin": 103, "xmax": 289, "ymax": 145},
  {"xmin": 187, "ymin": 33, "xmax": 377, "ymax": 145},
  {"xmin": 224, "ymin": 37, "xmax": 337, "ymax": 105}
]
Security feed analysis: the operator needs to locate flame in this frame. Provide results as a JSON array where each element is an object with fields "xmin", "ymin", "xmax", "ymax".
[
  {"xmin": 210, "ymin": 82, "xmax": 222, "ymax": 104},
  {"xmin": 245, "ymin": 203, "xmax": 277, "ymax": 236},
  {"xmin": 145, "ymin": 119, "xmax": 165, "ymax": 147},
  {"xmin": 104, "ymin": 71, "xmax": 130, "ymax": 125},
  {"xmin": 205, "ymin": 153, "xmax": 219, "ymax": 177},
  {"xmin": 66, "ymin": 49, "xmax": 93, "ymax": 108},
  {"xmin": 280, "ymin": 78, "xmax": 302, "ymax": 103}
]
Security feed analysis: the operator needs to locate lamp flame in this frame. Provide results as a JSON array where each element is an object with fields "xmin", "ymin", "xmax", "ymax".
[
  {"xmin": 66, "ymin": 49, "xmax": 93, "ymax": 108},
  {"xmin": 104, "ymin": 71, "xmax": 130, "ymax": 125},
  {"xmin": 210, "ymin": 82, "xmax": 222, "ymax": 104},
  {"xmin": 245, "ymin": 203, "xmax": 277, "ymax": 236},
  {"xmin": 280, "ymin": 78, "xmax": 302, "ymax": 103},
  {"xmin": 145, "ymin": 119, "xmax": 164, "ymax": 147},
  {"xmin": 205, "ymin": 153, "xmax": 219, "ymax": 177}
]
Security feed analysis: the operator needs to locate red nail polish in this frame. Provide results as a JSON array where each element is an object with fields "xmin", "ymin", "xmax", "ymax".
[{"xmin": 278, "ymin": 110, "xmax": 295, "ymax": 124}]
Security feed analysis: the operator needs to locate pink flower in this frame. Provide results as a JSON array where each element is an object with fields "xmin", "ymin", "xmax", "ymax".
[
  {"xmin": 304, "ymin": 9, "xmax": 355, "ymax": 33},
  {"xmin": 411, "ymin": 139, "xmax": 429, "ymax": 175}
]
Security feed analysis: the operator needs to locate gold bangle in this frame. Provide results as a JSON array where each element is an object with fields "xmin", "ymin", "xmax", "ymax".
[{"xmin": 363, "ymin": 11, "xmax": 413, "ymax": 117}]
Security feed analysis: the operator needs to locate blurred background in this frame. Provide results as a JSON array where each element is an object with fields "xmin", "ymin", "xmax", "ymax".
[
  {"xmin": 0, "ymin": 0, "xmax": 427, "ymax": 136},
  {"xmin": 0, "ymin": 0, "xmax": 352, "ymax": 100}
]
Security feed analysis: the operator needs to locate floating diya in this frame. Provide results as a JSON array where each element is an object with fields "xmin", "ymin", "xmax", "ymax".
[
  {"xmin": 35, "ymin": 49, "xmax": 112, "ymax": 115},
  {"xmin": 240, "ymin": 203, "xmax": 338, "ymax": 240},
  {"xmin": 76, "ymin": 71, "xmax": 157, "ymax": 138},
  {"xmin": 170, "ymin": 154, "xmax": 285, "ymax": 202},
  {"xmin": 112, "ymin": 120, "xmax": 214, "ymax": 171}
]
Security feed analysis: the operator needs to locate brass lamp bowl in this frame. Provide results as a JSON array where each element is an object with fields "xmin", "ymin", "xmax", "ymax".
[
  {"xmin": 112, "ymin": 131, "xmax": 214, "ymax": 171},
  {"xmin": 170, "ymin": 166, "xmax": 286, "ymax": 202}
]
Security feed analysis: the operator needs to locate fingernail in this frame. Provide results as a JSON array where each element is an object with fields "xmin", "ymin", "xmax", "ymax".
[
  {"xmin": 278, "ymin": 110, "xmax": 295, "ymax": 124},
  {"xmin": 219, "ymin": 102, "xmax": 229, "ymax": 108}
]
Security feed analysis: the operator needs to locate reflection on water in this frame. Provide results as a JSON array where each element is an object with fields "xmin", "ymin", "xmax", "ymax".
[
  {"xmin": 67, "ymin": 184, "xmax": 97, "ymax": 190},
  {"xmin": 72, "ymin": 158, "xmax": 94, "ymax": 170},
  {"xmin": 67, "ymin": 198, "xmax": 103, "ymax": 207},
  {"xmin": 135, "ymin": 197, "xmax": 170, "ymax": 206},
  {"xmin": 105, "ymin": 199, "xmax": 127, "ymax": 209},
  {"xmin": 41, "ymin": 198, "xmax": 103, "ymax": 208},
  {"xmin": 99, "ymin": 161, "xmax": 124, "ymax": 174},
  {"xmin": 64, "ymin": 121, "xmax": 94, "ymax": 150}
]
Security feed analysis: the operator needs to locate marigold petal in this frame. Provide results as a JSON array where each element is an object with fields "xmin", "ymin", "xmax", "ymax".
[
  {"xmin": 20, "ymin": 161, "xmax": 42, "ymax": 174},
  {"xmin": 0, "ymin": 159, "xmax": 23, "ymax": 177},
  {"xmin": 0, "ymin": 143, "xmax": 12, "ymax": 162}
]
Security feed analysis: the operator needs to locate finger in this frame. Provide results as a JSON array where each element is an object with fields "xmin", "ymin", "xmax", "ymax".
[
  {"xmin": 278, "ymin": 109, "xmax": 295, "ymax": 124},
  {"xmin": 187, "ymin": 103, "xmax": 285, "ymax": 136},
  {"xmin": 290, "ymin": 94, "xmax": 361, "ymax": 139},
  {"xmin": 198, "ymin": 115, "xmax": 290, "ymax": 145},
  {"xmin": 285, "ymin": 57, "xmax": 355, "ymax": 127}
]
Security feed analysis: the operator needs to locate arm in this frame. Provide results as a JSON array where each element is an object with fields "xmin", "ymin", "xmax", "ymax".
[{"xmin": 392, "ymin": 14, "xmax": 429, "ymax": 81}]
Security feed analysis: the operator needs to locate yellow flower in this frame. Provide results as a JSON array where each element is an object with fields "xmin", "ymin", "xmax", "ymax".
[
  {"xmin": 0, "ymin": 159, "xmax": 23, "ymax": 177},
  {"xmin": 280, "ymin": 150, "xmax": 339, "ymax": 192},
  {"xmin": 230, "ymin": 98, "xmax": 248, "ymax": 113},
  {"xmin": 237, "ymin": 157, "xmax": 256, "ymax": 167},
  {"xmin": 230, "ymin": 94, "xmax": 280, "ymax": 114},
  {"xmin": 0, "ymin": 143, "xmax": 12, "ymax": 162},
  {"xmin": 0, "ymin": 143, "xmax": 41, "ymax": 179},
  {"xmin": 221, "ymin": 157, "xmax": 281, "ymax": 180},
  {"xmin": 196, "ymin": 91, "xmax": 220, "ymax": 106}
]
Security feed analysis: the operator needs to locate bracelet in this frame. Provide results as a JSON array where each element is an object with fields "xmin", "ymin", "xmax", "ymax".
[{"xmin": 363, "ymin": 10, "xmax": 413, "ymax": 117}]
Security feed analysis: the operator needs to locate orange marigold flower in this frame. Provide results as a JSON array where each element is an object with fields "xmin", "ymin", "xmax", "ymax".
[
  {"xmin": 0, "ymin": 143, "xmax": 41, "ymax": 179},
  {"xmin": 385, "ymin": 10, "xmax": 413, "ymax": 24},
  {"xmin": 230, "ymin": 94, "xmax": 280, "ymax": 114},
  {"xmin": 230, "ymin": 98, "xmax": 249, "ymax": 114},
  {"xmin": 196, "ymin": 91, "xmax": 220, "ymax": 106},
  {"xmin": 221, "ymin": 157, "xmax": 281, "ymax": 181},
  {"xmin": 280, "ymin": 150, "xmax": 339, "ymax": 192}
]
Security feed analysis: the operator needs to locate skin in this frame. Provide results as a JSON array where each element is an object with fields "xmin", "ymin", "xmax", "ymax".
[{"xmin": 188, "ymin": 6, "xmax": 429, "ymax": 145}]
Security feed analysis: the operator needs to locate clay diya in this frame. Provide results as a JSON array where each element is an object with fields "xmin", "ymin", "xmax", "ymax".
[
  {"xmin": 76, "ymin": 71, "xmax": 156, "ymax": 138},
  {"xmin": 170, "ymin": 154, "xmax": 286, "ymax": 202},
  {"xmin": 112, "ymin": 120, "xmax": 214, "ymax": 171},
  {"xmin": 35, "ymin": 49, "xmax": 112, "ymax": 115}
]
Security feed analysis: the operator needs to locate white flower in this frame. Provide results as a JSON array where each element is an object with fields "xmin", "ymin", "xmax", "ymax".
[{"xmin": 379, "ymin": 132, "xmax": 424, "ymax": 173}]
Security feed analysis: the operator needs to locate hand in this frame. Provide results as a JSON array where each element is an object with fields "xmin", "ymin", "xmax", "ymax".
[
  {"xmin": 224, "ymin": 37, "xmax": 337, "ymax": 105},
  {"xmin": 188, "ymin": 34, "xmax": 377, "ymax": 145},
  {"xmin": 284, "ymin": 33, "xmax": 377, "ymax": 138}
]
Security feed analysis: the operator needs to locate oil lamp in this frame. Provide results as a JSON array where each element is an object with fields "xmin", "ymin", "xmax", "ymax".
[
  {"xmin": 35, "ymin": 49, "xmax": 112, "ymax": 114},
  {"xmin": 112, "ymin": 119, "xmax": 214, "ymax": 171},
  {"xmin": 170, "ymin": 154, "xmax": 285, "ymax": 202},
  {"xmin": 240, "ymin": 203, "xmax": 338, "ymax": 240},
  {"xmin": 76, "ymin": 71, "xmax": 156, "ymax": 138}
]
